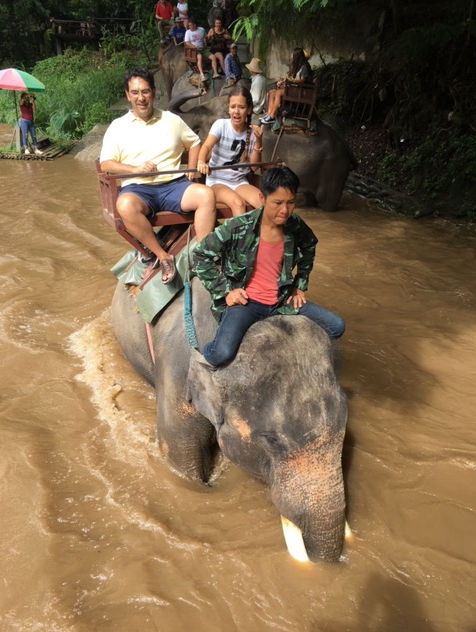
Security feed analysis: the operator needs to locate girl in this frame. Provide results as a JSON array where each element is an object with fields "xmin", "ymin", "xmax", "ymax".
[
  {"xmin": 260, "ymin": 47, "xmax": 313, "ymax": 124},
  {"xmin": 197, "ymin": 85, "xmax": 264, "ymax": 216}
]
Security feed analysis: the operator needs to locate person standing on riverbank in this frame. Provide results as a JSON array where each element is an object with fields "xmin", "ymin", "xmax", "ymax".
[
  {"xmin": 19, "ymin": 93, "xmax": 42, "ymax": 156},
  {"xmin": 99, "ymin": 67, "xmax": 215, "ymax": 284}
]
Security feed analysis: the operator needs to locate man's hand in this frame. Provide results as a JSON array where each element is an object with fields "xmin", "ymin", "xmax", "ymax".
[
  {"xmin": 186, "ymin": 170, "xmax": 200, "ymax": 181},
  {"xmin": 226, "ymin": 288, "xmax": 249, "ymax": 306},
  {"xmin": 286, "ymin": 287, "xmax": 306, "ymax": 309},
  {"xmin": 134, "ymin": 160, "xmax": 157, "ymax": 174}
]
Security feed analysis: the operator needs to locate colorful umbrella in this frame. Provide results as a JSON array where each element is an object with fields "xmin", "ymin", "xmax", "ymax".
[
  {"xmin": 0, "ymin": 68, "xmax": 46, "ymax": 146},
  {"xmin": 0, "ymin": 68, "xmax": 46, "ymax": 92}
]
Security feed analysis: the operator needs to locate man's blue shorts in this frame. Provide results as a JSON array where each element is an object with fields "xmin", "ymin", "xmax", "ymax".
[{"xmin": 118, "ymin": 176, "xmax": 193, "ymax": 219}]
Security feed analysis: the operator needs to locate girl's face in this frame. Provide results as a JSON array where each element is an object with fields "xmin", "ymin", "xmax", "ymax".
[{"xmin": 228, "ymin": 95, "xmax": 251, "ymax": 129}]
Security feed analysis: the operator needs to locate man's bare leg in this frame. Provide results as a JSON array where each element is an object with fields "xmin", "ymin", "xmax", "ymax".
[
  {"xmin": 116, "ymin": 192, "xmax": 168, "ymax": 260},
  {"xmin": 197, "ymin": 53, "xmax": 206, "ymax": 81},
  {"xmin": 181, "ymin": 183, "xmax": 216, "ymax": 241}
]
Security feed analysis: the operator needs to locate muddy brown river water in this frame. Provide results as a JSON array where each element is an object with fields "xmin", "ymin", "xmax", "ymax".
[{"xmin": 0, "ymin": 129, "xmax": 475, "ymax": 631}]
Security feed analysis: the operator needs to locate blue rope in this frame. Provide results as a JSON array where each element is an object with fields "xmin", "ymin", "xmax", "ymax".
[{"xmin": 183, "ymin": 228, "xmax": 199, "ymax": 349}]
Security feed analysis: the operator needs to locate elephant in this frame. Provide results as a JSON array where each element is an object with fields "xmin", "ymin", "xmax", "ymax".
[
  {"xmin": 169, "ymin": 91, "xmax": 357, "ymax": 212},
  {"xmin": 158, "ymin": 42, "xmax": 189, "ymax": 100},
  {"xmin": 111, "ymin": 277, "xmax": 348, "ymax": 562}
]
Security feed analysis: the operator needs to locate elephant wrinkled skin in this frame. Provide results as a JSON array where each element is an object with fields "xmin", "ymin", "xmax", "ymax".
[{"xmin": 111, "ymin": 278, "xmax": 348, "ymax": 562}]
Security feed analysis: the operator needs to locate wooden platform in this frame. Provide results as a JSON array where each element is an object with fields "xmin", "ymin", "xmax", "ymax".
[{"xmin": 0, "ymin": 139, "xmax": 72, "ymax": 161}]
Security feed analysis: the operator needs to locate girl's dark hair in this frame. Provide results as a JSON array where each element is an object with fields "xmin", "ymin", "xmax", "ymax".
[
  {"xmin": 228, "ymin": 85, "xmax": 253, "ymax": 161},
  {"xmin": 124, "ymin": 68, "xmax": 155, "ymax": 92},
  {"xmin": 260, "ymin": 166, "xmax": 300, "ymax": 197},
  {"xmin": 228, "ymin": 84, "xmax": 253, "ymax": 113},
  {"xmin": 288, "ymin": 47, "xmax": 311, "ymax": 79}
]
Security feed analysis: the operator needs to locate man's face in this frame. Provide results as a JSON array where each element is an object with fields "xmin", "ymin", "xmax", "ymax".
[
  {"xmin": 126, "ymin": 76, "xmax": 155, "ymax": 121},
  {"xmin": 262, "ymin": 187, "xmax": 296, "ymax": 226}
]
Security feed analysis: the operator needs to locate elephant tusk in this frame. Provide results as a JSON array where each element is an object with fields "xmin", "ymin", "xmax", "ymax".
[
  {"xmin": 280, "ymin": 515, "xmax": 310, "ymax": 563},
  {"xmin": 345, "ymin": 520, "xmax": 354, "ymax": 542}
]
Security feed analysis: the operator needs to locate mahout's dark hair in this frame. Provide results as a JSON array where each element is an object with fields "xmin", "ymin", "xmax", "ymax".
[
  {"xmin": 124, "ymin": 68, "xmax": 155, "ymax": 92},
  {"xmin": 260, "ymin": 166, "xmax": 300, "ymax": 197}
]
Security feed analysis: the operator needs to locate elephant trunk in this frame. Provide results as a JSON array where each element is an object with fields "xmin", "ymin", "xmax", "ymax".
[{"xmin": 271, "ymin": 434, "xmax": 346, "ymax": 563}]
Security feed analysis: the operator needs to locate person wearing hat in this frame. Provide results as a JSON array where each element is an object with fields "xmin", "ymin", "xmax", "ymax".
[
  {"xmin": 224, "ymin": 42, "xmax": 242, "ymax": 86},
  {"xmin": 246, "ymin": 57, "xmax": 267, "ymax": 115},
  {"xmin": 171, "ymin": 16, "xmax": 186, "ymax": 45}
]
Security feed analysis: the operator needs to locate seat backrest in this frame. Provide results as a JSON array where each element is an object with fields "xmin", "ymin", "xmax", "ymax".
[
  {"xmin": 282, "ymin": 81, "xmax": 318, "ymax": 125},
  {"xmin": 184, "ymin": 46, "xmax": 198, "ymax": 65}
]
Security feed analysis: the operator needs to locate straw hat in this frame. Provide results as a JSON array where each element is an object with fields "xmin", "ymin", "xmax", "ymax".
[{"xmin": 245, "ymin": 58, "xmax": 264, "ymax": 74}]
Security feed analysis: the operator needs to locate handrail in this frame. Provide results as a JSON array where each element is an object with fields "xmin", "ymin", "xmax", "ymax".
[{"xmin": 99, "ymin": 160, "xmax": 284, "ymax": 180}]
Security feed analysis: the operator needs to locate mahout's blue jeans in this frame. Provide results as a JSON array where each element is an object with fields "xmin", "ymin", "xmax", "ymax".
[{"xmin": 203, "ymin": 299, "xmax": 345, "ymax": 366}]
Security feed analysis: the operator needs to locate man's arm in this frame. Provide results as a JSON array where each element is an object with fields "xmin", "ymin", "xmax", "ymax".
[{"xmin": 99, "ymin": 159, "xmax": 157, "ymax": 175}]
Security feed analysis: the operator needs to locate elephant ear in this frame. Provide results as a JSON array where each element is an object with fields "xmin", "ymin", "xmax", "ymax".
[{"xmin": 186, "ymin": 350, "xmax": 224, "ymax": 430}]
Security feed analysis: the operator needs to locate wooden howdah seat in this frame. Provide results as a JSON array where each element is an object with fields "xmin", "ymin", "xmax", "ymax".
[
  {"xmin": 184, "ymin": 47, "xmax": 210, "ymax": 75},
  {"xmin": 95, "ymin": 160, "xmax": 233, "ymax": 258},
  {"xmin": 96, "ymin": 160, "xmax": 282, "ymax": 259},
  {"xmin": 280, "ymin": 80, "xmax": 318, "ymax": 129}
]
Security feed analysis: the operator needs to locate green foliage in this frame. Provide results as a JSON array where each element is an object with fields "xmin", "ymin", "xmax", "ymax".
[
  {"xmin": 0, "ymin": 48, "xmax": 138, "ymax": 141},
  {"xmin": 377, "ymin": 133, "xmax": 476, "ymax": 219},
  {"xmin": 231, "ymin": 0, "xmax": 349, "ymax": 56},
  {"xmin": 98, "ymin": 17, "xmax": 159, "ymax": 65},
  {"xmin": 31, "ymin": 48, "xmax": 134, "ymax": 139}
]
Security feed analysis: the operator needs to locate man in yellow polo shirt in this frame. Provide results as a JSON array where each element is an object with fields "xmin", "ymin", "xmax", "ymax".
[{"xmin": 100, "ymin": 67, "xmax": 216, "ymax": 284}]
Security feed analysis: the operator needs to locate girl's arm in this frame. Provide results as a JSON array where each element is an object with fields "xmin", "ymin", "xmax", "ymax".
[{"xmin": 197, "ymin": 133, "xmax": 219, "ymax": 174}]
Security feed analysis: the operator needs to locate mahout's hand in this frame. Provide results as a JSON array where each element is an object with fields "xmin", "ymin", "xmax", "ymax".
[
  {"xmin": 286, "ymin": 287, "xmax": 307, "ymax": 309},
  {"xmin": 226, "ymin": 288, "xmax": 249, "ymax": 306}
]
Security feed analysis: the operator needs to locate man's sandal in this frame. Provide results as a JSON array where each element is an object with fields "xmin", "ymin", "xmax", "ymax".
[{"xmin": 159, "ymin": 256, "xmax": 176, "ymax": 284}]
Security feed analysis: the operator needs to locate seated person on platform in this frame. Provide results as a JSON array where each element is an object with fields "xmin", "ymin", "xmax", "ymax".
[
  {"xmin": 193, "ymin": 166, "xmax": 345, "ymax": 368},
  {"xmin": 184, "ymin": 17, "xmax": 216, "ymax": 81},
  {"xmin": 224, "ymin": 42, "xmax": 242, "ymax": 85},
  {"xmin": 245, "ymin": 57, "xmax": 267, "ymax": 115},
  {"xmin": 155, "ymin": 0, "xmax": 174, "ymax": 38},
  {"xmin": 260, "ymin": 47, "xmax": 312, "ymax": 125},
  {"xmin": 206, "ymin": 18, "xmax": 231, "ymax": 77},
  {"xmin": 176, "ymin": 1, "xmax": 189, "ymax": 28},
  {"xmin": 171, "ymin": 16, "xmax": 186, "ymax": 45},
  {"xmin": 99, "ymin": 68, "xmax": 215, "ymax": 284},
  {"xmin": 197, "ymin": 85, "xmax": 263, "ymax": 217}
]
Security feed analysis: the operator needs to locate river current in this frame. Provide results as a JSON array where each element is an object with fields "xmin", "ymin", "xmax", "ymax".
[{"xmin": 0, "ymin": 125, "xmax": 475, "ymax": 631}]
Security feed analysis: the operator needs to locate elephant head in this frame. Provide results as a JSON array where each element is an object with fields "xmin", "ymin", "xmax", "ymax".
[
  {"xmin": 186, "ymin": 315, "xmax": 348, "ymax": 563},
  {"xmin": 111, "ymin": 278, "xmax": 348, "ymax": 563}
]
